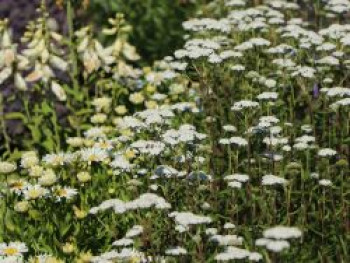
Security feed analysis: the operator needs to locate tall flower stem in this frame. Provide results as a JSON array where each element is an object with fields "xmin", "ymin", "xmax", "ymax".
[
  {"xmin": 2, "ymin": 174, "xmax": 8, "ymax": 238},
  {"xmin": 0, "ymin": 94, "xmax": 10, "ymax": 154},
  {"xmin": 285, "ymin": 184, "xmax": 291, "ymax": 225},
  {"xmin": 227, "ymin": 145, "xmax": 232, "ymax": 174},
  {"xmin": 66, "ymin": 0, "xmax": 80, "ymax": 98}
]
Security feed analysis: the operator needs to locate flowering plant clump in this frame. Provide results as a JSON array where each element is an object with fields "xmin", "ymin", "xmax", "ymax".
[{"xmin": 0, "ymin": 0, "xmax": 349, "ymax": 262}]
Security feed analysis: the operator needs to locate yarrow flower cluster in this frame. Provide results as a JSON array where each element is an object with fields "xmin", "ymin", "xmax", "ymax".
[{"xmin": 256, "ymin": 226, "xmax": 302, "ymax": 252}]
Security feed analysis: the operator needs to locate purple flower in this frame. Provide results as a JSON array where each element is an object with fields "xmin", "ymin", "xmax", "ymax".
[{"xmin": 313, "ymin": 83, "xmax": 319, "ymax": 99}]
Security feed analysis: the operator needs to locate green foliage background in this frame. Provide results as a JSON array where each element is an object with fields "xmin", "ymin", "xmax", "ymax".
[{"xmin": 86, "ymin": 0, "xmax": 206, "ymax": 63}]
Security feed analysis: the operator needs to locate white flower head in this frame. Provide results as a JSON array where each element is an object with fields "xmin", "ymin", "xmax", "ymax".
[{"xmin": 262, "ymin": 174, "xmax": 288, "ymax": 186}]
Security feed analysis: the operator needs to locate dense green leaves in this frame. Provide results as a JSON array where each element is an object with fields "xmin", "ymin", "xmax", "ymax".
[{"xmin": 87, "ymin": 0, "xmax": 205, "ymax": 62}]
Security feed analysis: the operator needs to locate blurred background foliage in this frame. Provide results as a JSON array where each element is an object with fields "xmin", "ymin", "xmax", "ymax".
[
  {"xmin": 85, "ymin": 0, "xmax": 208, "ymax": 63},
  {"xmin": 0, "ymin": 0, "xmax": 209, "ymax": 146},
  {"xmin": 0, "ymin": 0, "xmax": 210, "ymax": 63}
]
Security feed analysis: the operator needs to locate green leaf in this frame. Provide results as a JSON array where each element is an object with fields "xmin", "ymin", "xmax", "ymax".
[
  {"xmin": 5, "ymin": 212, "xmax": 15, "ymax": 232},
  {"xmin": 29, "ymin": 209, "xmax": 42, "ymax": 221},
  {"xmin": 41, "ymin": 101, "xmax": 53, "ymax": 114},
  {"xmin": 28, "ymin": 124, "xmax": 42, "ymax": 142},
  {"xmin": 4, "ymin": 112, "xmax": 27, "ymax": 123},
  {"xmin": 59, "ymin": 223, "xmax": 72, "ymax": 238},
  {"xmin": 43, "ymin": 128, "xmax": 55, "ymax": 151}
]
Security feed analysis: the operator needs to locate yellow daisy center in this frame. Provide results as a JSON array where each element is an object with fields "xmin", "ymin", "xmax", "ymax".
[
  {"xmin": 11, "ymin": 181, "xmax": 24, "ymax": 190},
  {"xmin": 88, "ymin": 154, "xmax": 97, "ymax": 161},
  {"xmin": 58, "ymin": 189, "xmax": 68, "ymax": 197},
  {"xmin": 3, "ymin": 247, "xmax": 19, "ymax": 256},
  {"xmin": 28, "ymin": 189, "xmax": 42, "ymax": 199}
]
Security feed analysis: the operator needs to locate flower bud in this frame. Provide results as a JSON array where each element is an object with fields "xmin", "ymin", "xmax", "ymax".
[
  {"xmin": 14, "ymin": 73, "xmax": 28, "ymax": 91},
  {"xmin": 77, "ymin": 172, "xmax": 91, "ymax": 183},
  {"xmin": 51, "ymin": 81, "xmax": 67, "ymax": 101},
  {"xmin": 62, "ymin": 242, "xmax": 75, "ymax": 254},
  {"xmin": 0, "ymin": 161, "xmax": 16, "ymax": 174},
  {"xmin": 39, "ymin": 169, "xmax": 57, "ymax": 186},
  {"xmin": 14, "ymin": 201, "xmax": 29, "ymax": 213}
]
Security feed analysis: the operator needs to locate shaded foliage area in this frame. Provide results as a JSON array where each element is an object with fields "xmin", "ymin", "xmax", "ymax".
[
  {"xmin": 0, "ymin": 0, "xmax": 67, "ymax": 39},
  {"xmin": 0, "ymin": 0, "xmax": 207, "ymax": 63},
  {"xmin": 86, "ymin": 0, "xmax": 205, "ymax": 63}
]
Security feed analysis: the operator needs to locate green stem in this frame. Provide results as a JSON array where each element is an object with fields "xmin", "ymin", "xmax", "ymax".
[
  {"xmin": 2, "ymin": 174, "xmax": 8, "ymax": 238},
  {"xmin": 66, "ymin": 0, "xmax": 80, "ymax": 97},
  {"xmin": 0, "ymin": 95, "xmax": 11, "ymax": 154},
  {"xmin": 228, "ymin": 145, "xmax": 232, "ymax": 174}
]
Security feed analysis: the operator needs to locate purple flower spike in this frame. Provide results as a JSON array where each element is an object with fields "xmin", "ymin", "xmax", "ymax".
[{"xmin": 313, "ymin": 83, "xmax": 319, "ymax": 99}]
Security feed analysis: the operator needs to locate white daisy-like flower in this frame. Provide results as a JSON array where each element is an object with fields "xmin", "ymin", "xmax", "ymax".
[
  {"xmin": 22, "ymin": 184, "xmax": 49, "ymax": 200},
  {"xmin": 9, "ymin": 180, "xmax": 28, "ymax": 195},
  {"xmin": 92, "ymin": 139, "xmax": 114, "ymax": 151},
  {"xmin": 80, "ymin": 147, "xmax": 109, "ymax": 164},
  {"xmin": 84, "ymin": 127, "xmax": 106, "ymax": 139},
  {"xmin": 53, "ymin": 186, "xmax": 78, "ymax": 201},
  {"xmin": 110, "ymin": 155, "xmax": 133, "ymax": 171},
  {"xmin": 0, "ymin": 242, "xmax": 28, "ymax": 257},
  {"xmin": 42, "ymin": 152, "xmax": 66, "ymax": 166}
]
